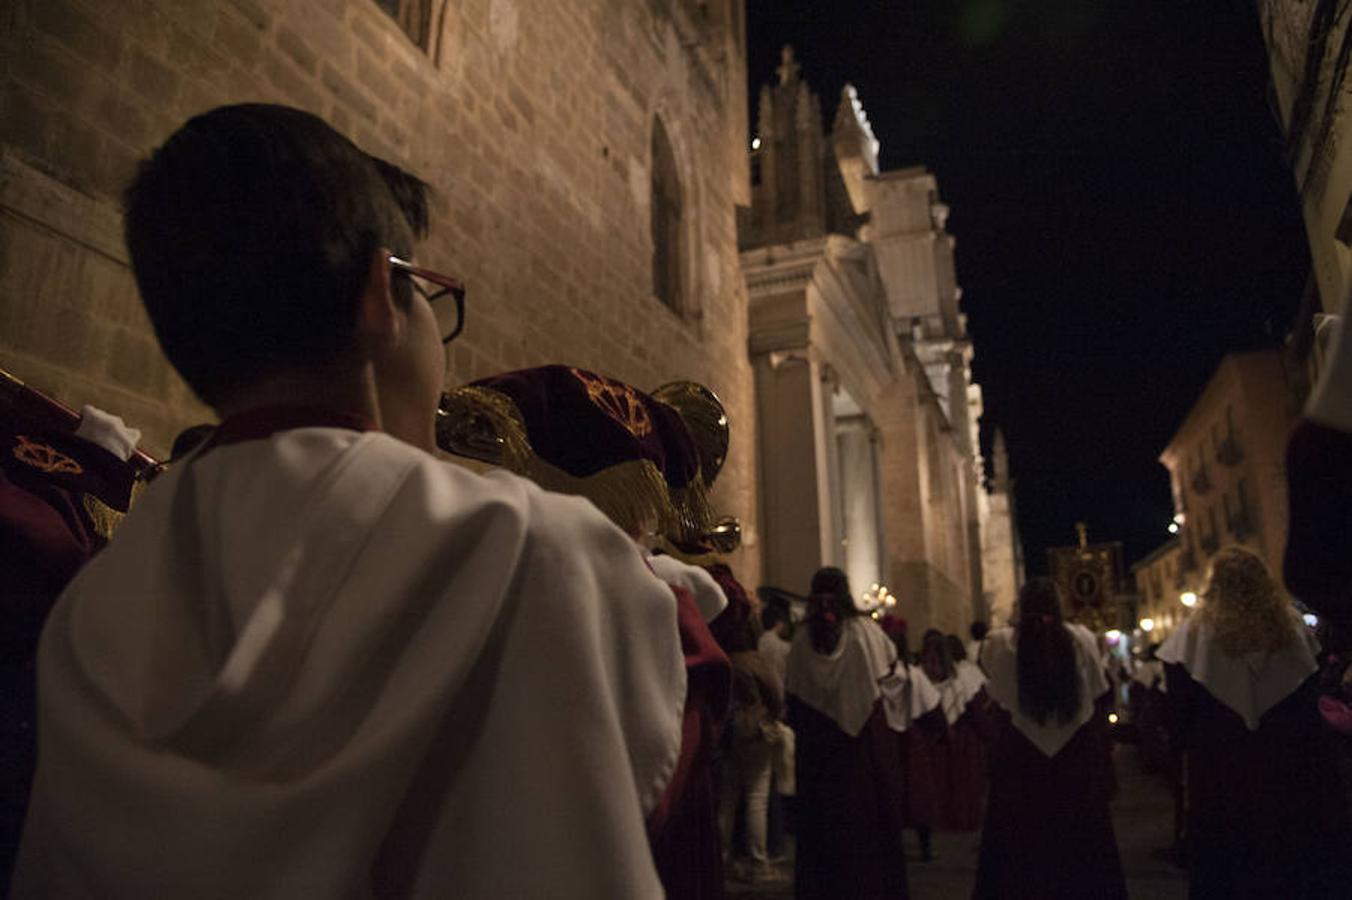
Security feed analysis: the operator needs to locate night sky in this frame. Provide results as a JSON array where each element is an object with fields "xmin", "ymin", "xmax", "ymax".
[{"xmin": 746, "ymin": 1, "xmax": 1309, "ymax": 573}]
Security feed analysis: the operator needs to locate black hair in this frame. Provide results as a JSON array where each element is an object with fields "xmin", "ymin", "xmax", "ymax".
[
  {"xmin": 946, "ymin": 633, "xmax": 967, "ymax": 663},
  {"xmin": 761, "ymin": 602, "xmax": 789, "ymax": 631},
  {"xmin": 969, "ymin": 620, "xmax": 989, "ymax": 641},
  {"xmin": 124, "ymin": 104, "xmax": 429, "ymax": 406},
  {"xmin": 806, "ymin": 566, "xmax": 855, "ymax": 654},
  {"xmin": 920, "ymin": 629, "xmax": 955, "ymax": 682},
  {"xmin": 1016, "ymin": 578, "xmax": 1082, "ymax": 725}
]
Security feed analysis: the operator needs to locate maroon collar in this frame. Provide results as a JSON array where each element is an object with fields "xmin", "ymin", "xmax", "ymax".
[{"xmin": 204, "ymin": 406, "xmax": 376, "ymax": 452}]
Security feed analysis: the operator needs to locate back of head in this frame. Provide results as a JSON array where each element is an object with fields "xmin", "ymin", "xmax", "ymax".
[
  {"xmin": 921, "ymin": 629, "xmax": 955, "ymax": 681},
  {"xmin": 806, "ymin": 566, "xmax": 853, "ymax": 654},
  {"xmin": 969, "ymin": 620, "xmax": 989, "ymax": 642},
  {"xmin": 1015, "ymin": 577, "xmax": 1082, "ymax": 725},
  {"xmin": 1199, "ymin": 546, "xmax": 1295, "ymax": 656},
  {"xmin": 946, "ymin": 633, "xmax": 968, "ymax": 663},
  {"xmin": 124, "ymin": 104, "xmax": 426, "ymax": 408},
  {"xmin": 761, "ymin": 602, "xmax": 788, "ymax": 634}
]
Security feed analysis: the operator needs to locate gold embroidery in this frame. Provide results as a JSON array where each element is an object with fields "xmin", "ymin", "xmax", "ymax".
[
  {"xmin": 82, "ymin": 493, "xmax": 125, "ymax": 540},
  {"xmin": 568, "ymin": 368, "xmax": 653, "ymax": 437},
  {"xmin": 12, "ymin": 435, "xmax": 83, "ymax": 475}
]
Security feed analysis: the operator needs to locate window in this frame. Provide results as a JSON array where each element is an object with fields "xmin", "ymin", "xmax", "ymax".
[
  {"xmin": 651, "ymin": 118, "xmax": 683, "ymax": 312},
  {"xmin": 374, "ymin": 0, "xmax": 432, "ymax": 51}
]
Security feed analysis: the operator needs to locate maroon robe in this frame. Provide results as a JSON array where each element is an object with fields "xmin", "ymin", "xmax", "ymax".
[
  {"xmin": 1, "ymin": 424, "xmax": 134, "ymax": 886},
  {"xmin": 898, "ymin": 707, "xmax": 946, "ymax": 828},
  {"xmin": 973, "ymin": 706, "xmax": 1125, "ymax": 900},
  {"xmin": 788, "ymin": 697, "xmax": 908, "ymax": 900},
  {"xmin": 943, "ymin": 691, "xmax": 991, "ymax": 832},
  {"xmin": 910, "ymin": 688, "xmax": 991, "ymax": 832},
  {"xmin": 648, "ymin": 584, "xmax": 732, "ymax": 900},
  {"xmin": 1164, "ymin": 663, "xmax": 1352, "ymax": 899}
]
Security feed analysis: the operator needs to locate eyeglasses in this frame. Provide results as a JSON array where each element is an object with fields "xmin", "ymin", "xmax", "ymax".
[{"xmin": 388, "ymin": 255, "xmax": 467, "ymax": 344}]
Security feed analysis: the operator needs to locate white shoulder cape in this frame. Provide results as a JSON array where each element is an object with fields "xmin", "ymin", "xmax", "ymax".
[
  {"xmin": 981, "ymin": 623, "xmax": 1109, "ymax": 758},
  {"xmin": 1156, "ymin": 612, "xmax": 1318, "ymax": 730},
  {"xmin": 879, "ymin": 660, "xmax": 942, "ymax": 733},
  {"xmin": 14, "ymin": 428, "xmax": 685, "ymax": 900},
  {"xmin": 785, "ymin": 617, "xmax": 896, "ymax": 737},
  {"xmin": 646, "ymin": 551, "xmax": 728, "ymax": 623},
  {"xmin": 933, "ymin": 660, "xmax": 987, "ymax": 725}
]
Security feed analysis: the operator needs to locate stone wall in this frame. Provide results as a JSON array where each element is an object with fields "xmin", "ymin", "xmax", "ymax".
[{"xmin": 0, "ymin": 0, "xmax": 761, "ymax": 582}]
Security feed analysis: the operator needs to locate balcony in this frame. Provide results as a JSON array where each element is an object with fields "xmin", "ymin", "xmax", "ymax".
[
  {"xmin": 1228, "ymin": 502, "xmax": 1254, "ymax": 541},
  {"xmin": 1190, "ymin": 468, "xmax": 1212, "ymax": 494},
  {"xmin": 1217, "ymin": 435, "xmax": 1244, "ymax": 467}
]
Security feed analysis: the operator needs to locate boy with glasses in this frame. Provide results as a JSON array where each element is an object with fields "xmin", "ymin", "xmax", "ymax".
[{"xmin": 12, "ymin": 104, "xmax": 685, "ymax": 899}]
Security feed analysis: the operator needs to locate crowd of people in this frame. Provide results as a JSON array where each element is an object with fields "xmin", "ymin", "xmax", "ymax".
[{"xmin": 3, "ymin": 102, "xmax": 1352, "ymax": 899}]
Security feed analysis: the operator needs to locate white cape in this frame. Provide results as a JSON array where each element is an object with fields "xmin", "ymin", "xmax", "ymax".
[
  {"xmin": 646, "ymin": 551, "xmax": 728, "ymax": 623},
  {"xmin": 879, "ymin": 661, "xmax": 942, "ymax": 733},
  {"xmin": 1157, "ymin": 612, "xmax": 1318, "ymax": 730},
  {"xmin": 981, "ymin": 623, "xmax": 1109, "ymax": 758},
  {"xmin": 14, "ymin": 428, "xmax": 685, "ymax": 900},
  {"xmin": 785, "ymin": 617, "xmax": 896, "ymax": 737},
  {"xmin": 933, "ymin": 660, "xmax": 987, "ymax": 725}
]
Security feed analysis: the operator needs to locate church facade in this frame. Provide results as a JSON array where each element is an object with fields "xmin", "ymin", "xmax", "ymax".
[{"xmin": 738, "ymin": 49, "xmax": 1020, "ymax": 635}]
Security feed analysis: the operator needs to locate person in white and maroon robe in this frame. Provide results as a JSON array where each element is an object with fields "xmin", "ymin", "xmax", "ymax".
[
  {"xmin": 13, "ymin": 105, "xmax": 686, "ymax": 900},
  {"xmin": 878, "ymin": 616, "xmax": 945, "ymax": 861},
  {"xmin": 786, "ymin": 567, "xmax": 909, "ymax": 900},
  {"xmin": 974, "ymin": 578, "xmax": 1126, "ymax": 900},
  {"xmin": 1160, "ymin": 547, "xmax": 1351, "ymax": 899}
]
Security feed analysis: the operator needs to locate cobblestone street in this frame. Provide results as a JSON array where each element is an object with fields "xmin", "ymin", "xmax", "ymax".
[{"xmin": 728, "ymin": 745, "xmax": 1188, "ymax": 899}]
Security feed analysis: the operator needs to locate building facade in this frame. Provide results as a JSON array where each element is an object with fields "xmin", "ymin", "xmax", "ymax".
[
  {"xmin": 1258, "ymin": 0, "xmax": 1352, "ymax": 319},
  {"xmin": 1156, "ymin": 350, "xmax": 1299, "ymax": 599},
  {"xmin": 979, "ymin": 429, "xmax": 1024, "ymax": 627},
  {"xmin": 738, "ymin": 49, "xmax": 1015, "ymax": 634},
  {"xmin": 1130, "ymin": 538, "xmax": 1187, "ymax": 643},
  {"xmin": 0, "ymin": 0, "xmax": 766, "ymax": 580}
]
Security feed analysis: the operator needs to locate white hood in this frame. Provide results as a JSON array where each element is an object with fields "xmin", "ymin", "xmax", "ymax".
[{"xmin": 15, "ymin": 428, "xmax": 684, "ymax": 899}]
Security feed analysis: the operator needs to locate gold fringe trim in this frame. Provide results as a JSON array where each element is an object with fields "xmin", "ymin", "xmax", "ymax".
[
  {"xmin": 526, "ymin": 456, "xmax": 680, "ymax": 535},
  {"xmin": 439, "ymin": 386, "xmax": 535, "ymax": 472},
  {"xmin": 652, "ymin": 535, "xmax": 722, "ymax": 567},
  {"xmin": 667, "ymin": 470, "xmax": 715, "ymax": 543},
  {"xmin": 82, "ymin": 493, "xmax": 125, "ymax": 541},
  {"xmin": 441, "ymin": 386, "xmax": 678, "ymax": 533}
]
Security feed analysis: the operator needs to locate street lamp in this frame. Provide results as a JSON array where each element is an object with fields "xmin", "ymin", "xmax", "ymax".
[
  {"xmin": 1139, "ymin": 617, "xmax": 1156, "ymax": 632},
  {"xmin": 1180, "ymin": 591, "xmax": 1198, "ymax": 608}
]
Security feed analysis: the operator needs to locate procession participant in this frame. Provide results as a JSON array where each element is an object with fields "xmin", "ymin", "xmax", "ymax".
[
  {"xmin": 973, "ymin": 578, "xmax": 1126, "ymax": 900},
  {"xmin": 14, "ymin": 105, "xmax": 687, "ymax": 900},
  {"xmin": 1160, "ymin": 547, "xmax": 1351, "ymax": 899},
  {"xmin": 0, "ymin": 373, "xmax": 149, "ymax": 886},
  {"xmin": 786, "ymin": 567, "xmax": 909, "ymax": 900},
  {"xmin": 878, "ymin": 615, "xmax": 945, "ymax": 862},
  {"xmin": 915, "ymin": 630, "xmax": 989, "ymax": 833},
  {"xmin": 440, "ymin": 364, "xmax": 731, "ymax": 900},
  {"xmin": 759, "ymin": 603, "xmax": 792, "ymax": 695},
  {"xmin": 967, "ymin": 619, "xmax": 989, "ymax": 664}
]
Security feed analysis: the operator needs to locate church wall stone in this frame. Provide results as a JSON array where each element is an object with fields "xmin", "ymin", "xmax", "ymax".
[{"xmin": 0, "ymin": 0, "xmax": 761, "ymax": 583}]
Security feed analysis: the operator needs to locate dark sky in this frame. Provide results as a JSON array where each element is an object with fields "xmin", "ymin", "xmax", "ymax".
[{"xmin": 746, "ymin": 0, "xmax": 1309, "ymax": 574}]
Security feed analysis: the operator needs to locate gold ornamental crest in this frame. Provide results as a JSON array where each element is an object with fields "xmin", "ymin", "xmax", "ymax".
[
  {"xmin": 569, "ymin": 367, "xmax": 653, "ymax": 438},
  {"xmin": 12, "ymin": 435, "xmax": 83, "ymax": 475}
]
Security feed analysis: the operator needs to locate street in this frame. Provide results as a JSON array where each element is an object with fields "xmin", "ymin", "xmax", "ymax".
[{"xmin": 729, "ymin": 744, "xmax": 1188, "ymax": 899}]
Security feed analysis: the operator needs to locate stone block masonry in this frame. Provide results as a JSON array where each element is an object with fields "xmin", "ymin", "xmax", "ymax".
[{"xmin": 0, "ymin": 0, "xmax": 760, "ymax": 584}]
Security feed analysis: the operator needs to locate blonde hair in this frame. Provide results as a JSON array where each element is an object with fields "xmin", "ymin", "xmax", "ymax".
[{"xmin": 1197, "ymin": 546, "xmax": 1296, "ymax": 656}]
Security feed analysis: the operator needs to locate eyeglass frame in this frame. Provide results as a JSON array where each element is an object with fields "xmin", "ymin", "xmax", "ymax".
[{"xmin": 388, "ymin": 255, "xmax": 467, "ymax": 344}]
